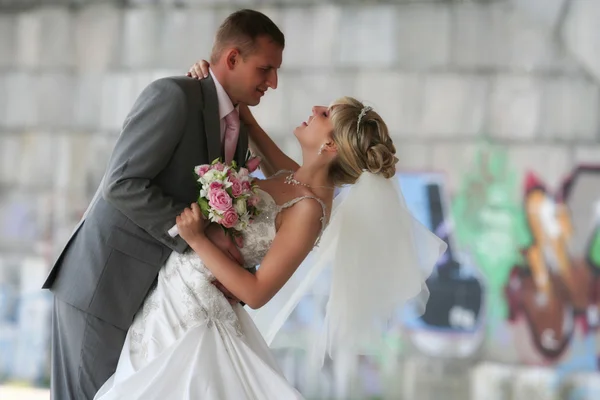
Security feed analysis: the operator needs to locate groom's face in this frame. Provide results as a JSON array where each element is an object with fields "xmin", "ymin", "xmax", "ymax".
[{"xmin": 230, "ymin": 36, "xmax": 283, "ymax": 106}]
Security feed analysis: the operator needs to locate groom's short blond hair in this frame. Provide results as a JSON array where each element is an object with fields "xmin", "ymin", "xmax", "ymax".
[{"xmin": 210, "ymin": 9, "xmax": 285, "ymax": 64}]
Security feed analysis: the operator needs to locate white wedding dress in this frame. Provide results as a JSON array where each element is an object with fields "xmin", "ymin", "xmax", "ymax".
[{"xmin": 94, "ymin": 187, "xmax": 326, "ymax": 400}]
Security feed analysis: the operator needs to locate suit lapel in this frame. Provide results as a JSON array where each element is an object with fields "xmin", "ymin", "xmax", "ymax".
[{"xmin": 199, "ymin": 77, "xmax": 222, "ymax": 164}]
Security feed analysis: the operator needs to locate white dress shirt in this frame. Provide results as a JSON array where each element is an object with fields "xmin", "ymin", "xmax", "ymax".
[{"xmin": 209, "ymin": 69, "xmax": 237, "ymax": 144}]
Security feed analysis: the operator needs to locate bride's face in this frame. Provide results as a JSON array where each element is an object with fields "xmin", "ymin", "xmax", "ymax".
[{"xmin": 294, "ymin": 105, "xmax": 334, "ymax": 153}]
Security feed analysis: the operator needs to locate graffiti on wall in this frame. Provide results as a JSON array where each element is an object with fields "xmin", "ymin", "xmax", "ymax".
[
  {"xmin": 505, "ymin": 165, "xmax": 600, "ymax": 371},
  {"xmin": 405, "ymin": 143, "xmax": 600, "ymax": 375},
  {"xmin": 451, "ymin": 145, "xmax": 528, "ymax": 333}
]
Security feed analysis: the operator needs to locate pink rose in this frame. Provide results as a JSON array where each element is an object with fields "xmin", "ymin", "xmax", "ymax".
[
  {"xmin": 248, "ymin": 195, "xmax": 260, "ymax": 207},
  {"xmin": 208, "ymin": 189, "xmax": 232, "ymax": 212},
  {"xmin": 221, "ymin": 208, "xmax": 239, "ymax": 229},
  {"xmin": 242, "ymin": 181, "xmax": 251, "ymax": 192},
  {"xmin": 213, "ymin": 163, "xmax": 225, "ymax": 171},
  {"xmin": 194, "ymin": 165, "xmax": 210, "ymax": 176},
  {"xmin": 246, "ymin": 156, "xmax": 261, "ymax": 173},
  {"xmin": 230, "ymin": 178, "xmax": 243, "ymax": 197},
  {"xmin": 238, "ymin": 168, "xmax": 249, "ymax": 178},
  {"xmin": 209, "ymin": 181, "xmax": 223, "ymax": 191}
]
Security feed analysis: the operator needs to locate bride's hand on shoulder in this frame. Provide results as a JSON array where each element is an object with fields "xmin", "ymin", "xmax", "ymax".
[
  {"xmin": 187, "ymin": 59, "xmax": 210, "ymax": 79},
  {"xmin": 176, "ymin": 203, "xmax": 208, "ymax": 244}
]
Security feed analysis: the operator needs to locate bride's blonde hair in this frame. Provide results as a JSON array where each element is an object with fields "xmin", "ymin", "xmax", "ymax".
[{"xmin": 328, "ymin": 97, "xmax": 398, "ymax": 186}]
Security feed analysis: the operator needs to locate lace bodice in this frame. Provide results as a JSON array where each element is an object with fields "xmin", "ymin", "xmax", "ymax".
[{"xmin": 237, "ymin": 188, "xmax": 327, "ymax": 268}]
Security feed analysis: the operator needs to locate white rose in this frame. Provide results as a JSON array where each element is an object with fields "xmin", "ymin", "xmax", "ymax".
[
  {"xmin": 241, "ymin": 213, "xmax": 250, "ymax": 225},
  {"xmin": 208, "ymin": 210, "xmax": 222, "ymax": 223},
  {"xmin": 202, "ymin": 170, "xmax": 216, "ymax": 183},
  {"xmin": 234, "ymin": 198, "xmax": 247, "ymax": 215},
  {"xmin": 222, "ymin": 178, "xmax": 233, "ymax": 189}
]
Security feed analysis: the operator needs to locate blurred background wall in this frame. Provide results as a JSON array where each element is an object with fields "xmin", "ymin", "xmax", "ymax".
[{"xmin": 1, "ymin": 0, "xmax": 600, "ymax": 398}]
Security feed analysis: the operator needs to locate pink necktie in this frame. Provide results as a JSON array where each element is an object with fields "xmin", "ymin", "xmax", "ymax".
[{"xmin": 223, "ymin": 109, "xmax": 240, "ymax": 164}]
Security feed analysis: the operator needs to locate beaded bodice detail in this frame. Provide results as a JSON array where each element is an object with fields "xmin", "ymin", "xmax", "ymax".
[{"xmin": 237, "ymin": 188, "xmax": 327, "ymax": 269}]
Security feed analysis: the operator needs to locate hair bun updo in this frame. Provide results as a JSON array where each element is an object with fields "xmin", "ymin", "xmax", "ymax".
[
  {"xmin": 366, "ymin": 143, "xmax": 398, "ymax": 179},
  {"xmin": 328, "ymin": 97, "xmax": 398, "ymax": 186}
]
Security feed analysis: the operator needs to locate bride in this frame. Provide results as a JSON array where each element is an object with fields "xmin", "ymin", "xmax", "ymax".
[{"xmin": 94, "ymin": 68, "xmax": 447, "ymax": 399}]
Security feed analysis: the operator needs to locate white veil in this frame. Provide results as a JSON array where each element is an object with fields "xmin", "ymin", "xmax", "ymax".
[{"xmin": 248, "ymin": 171, "xmax": 448, "ymax": 365}]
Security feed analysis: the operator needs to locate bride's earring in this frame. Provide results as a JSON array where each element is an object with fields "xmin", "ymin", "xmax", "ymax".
[{"xmin": 318, "ymin": 143, "xmax": 325, "ymax": 156}]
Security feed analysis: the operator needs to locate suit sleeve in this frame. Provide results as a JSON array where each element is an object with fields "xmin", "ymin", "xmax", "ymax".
[{"xmin": 102, "ymin": 78, "xmax": 190, "ymax": 253}]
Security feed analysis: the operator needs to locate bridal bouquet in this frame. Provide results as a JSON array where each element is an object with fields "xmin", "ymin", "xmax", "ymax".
[{"xmin": 168, "ymin": 157, "xmax": 262, "ymax": 246}]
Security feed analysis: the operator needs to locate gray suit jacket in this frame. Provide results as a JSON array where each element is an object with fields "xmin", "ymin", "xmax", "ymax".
[{"xmin": 42, "ymin": 76, "xmax": 249, "ymax": 330}]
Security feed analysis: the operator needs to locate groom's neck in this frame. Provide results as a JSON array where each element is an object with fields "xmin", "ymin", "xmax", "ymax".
[{"xmin": 211, "ymin": 65, "xmax": 239, "ymax": 106}]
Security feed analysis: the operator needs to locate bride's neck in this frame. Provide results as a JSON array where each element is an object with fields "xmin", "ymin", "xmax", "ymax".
[{"xmin": 292, "ymin": 165, "xmax": 333, "ymax": 189}]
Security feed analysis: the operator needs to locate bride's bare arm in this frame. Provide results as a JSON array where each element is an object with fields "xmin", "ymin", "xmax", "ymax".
[
  {"xmin": 239, "ymin": 104, "xmax": 300, "ymax": 177},
  {"xmin": 187, "ymin": 60, "xmax": 299, "ymax": 177},
  {"xmin": 182, "ymin": 200, "xmax": 322, "ymax": 309}
]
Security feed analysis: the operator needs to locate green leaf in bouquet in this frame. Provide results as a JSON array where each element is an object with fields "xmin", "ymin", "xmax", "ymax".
[{"xmin": 197, "ymin": 197, "xmax": 210, "ymax": 215}]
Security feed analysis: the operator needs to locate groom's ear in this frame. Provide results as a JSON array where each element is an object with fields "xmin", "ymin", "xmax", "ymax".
[{"xmin": 226, "ymin": 49, "xmax": 240, "ymax": 70}]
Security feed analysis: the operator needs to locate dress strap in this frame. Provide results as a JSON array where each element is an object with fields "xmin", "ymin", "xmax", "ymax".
[{"xmin": 277, "ymin": 196, "xmax": 328, "ymax": 245}]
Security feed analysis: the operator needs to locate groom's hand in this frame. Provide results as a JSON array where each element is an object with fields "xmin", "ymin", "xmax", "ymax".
[
  {"xmin": 204, "ymin": 224, "xmax": 244, "ymax": 305},
  {"xmin": 204, "ymin": 224, "xmax": 243, "ymax": 264},
  {"xmin": 213, "ymin": 280, "xmax": 239, "ymax": 306}
]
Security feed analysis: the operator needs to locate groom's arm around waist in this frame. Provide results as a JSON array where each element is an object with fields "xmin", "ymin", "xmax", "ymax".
[{"xmin": 102, "ymin": 77, "xmax": 190, "ymax": 253}]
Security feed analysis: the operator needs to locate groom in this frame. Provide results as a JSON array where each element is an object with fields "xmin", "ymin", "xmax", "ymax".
[{"xmin": 42, "ymin": 9, "xmax": 284, "ymax": 400}]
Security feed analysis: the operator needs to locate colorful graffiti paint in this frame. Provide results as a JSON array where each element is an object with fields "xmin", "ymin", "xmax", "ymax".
[
  {"xmin": 451, "ymin": 144, "xmax": 528, "ymax": 335},
  {"xmin": 441, "ymin": 142, "xmax": 600, "ymax": 377},
  {"xmin": 505, "ymin": 165, "xmax": 600, "ymax": 370}
]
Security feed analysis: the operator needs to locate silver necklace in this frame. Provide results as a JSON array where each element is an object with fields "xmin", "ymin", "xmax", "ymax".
[{"xmin": 284, "ymin": 172, "xmax": 334, "ymax": 190}]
